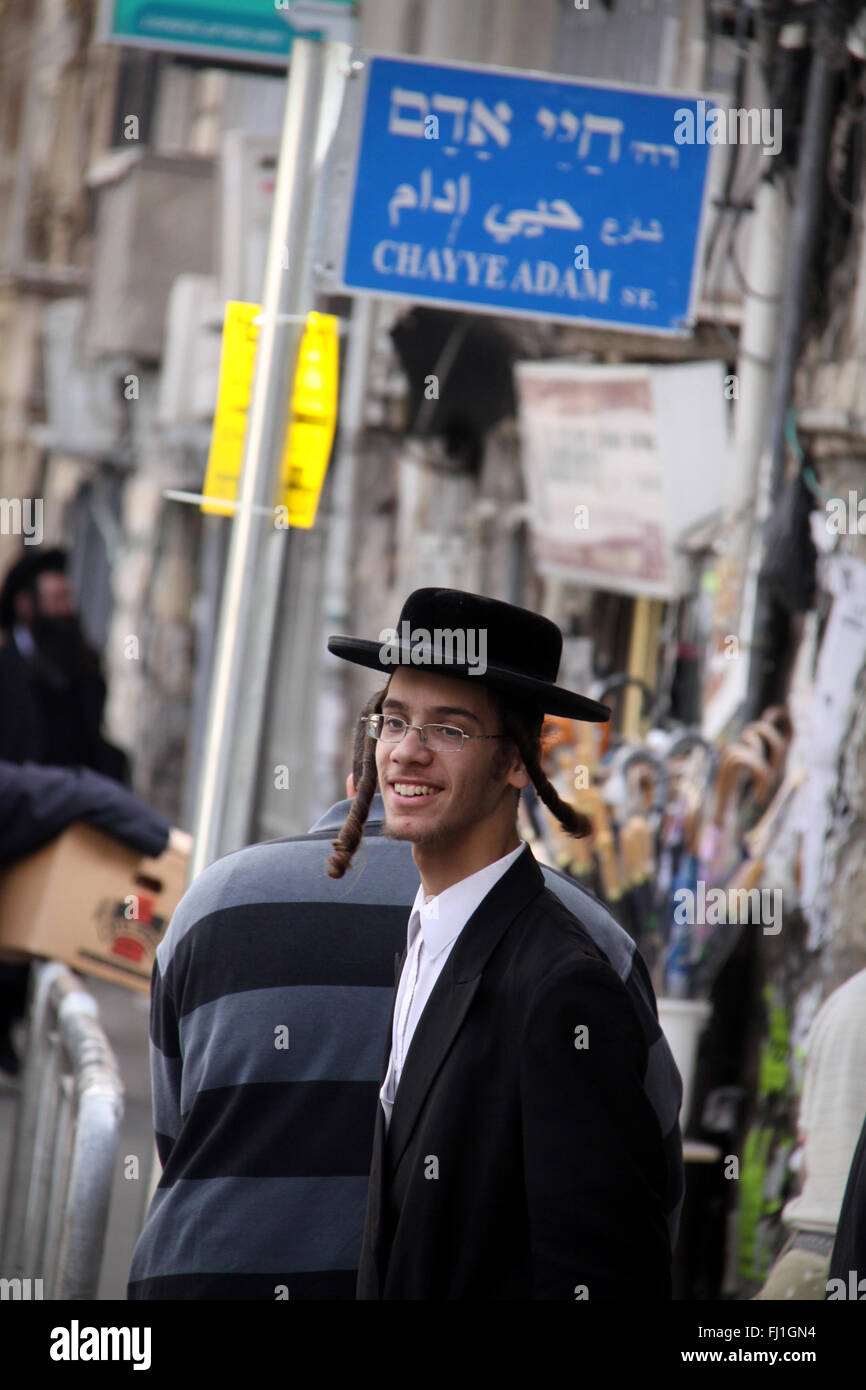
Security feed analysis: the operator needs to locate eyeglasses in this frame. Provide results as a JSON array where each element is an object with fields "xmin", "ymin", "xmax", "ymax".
[{"xmin": 364, "ymin": 713, "xmax": 507, "ymax": 754}]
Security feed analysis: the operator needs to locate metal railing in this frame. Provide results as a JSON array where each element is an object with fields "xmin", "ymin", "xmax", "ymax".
[{"xmin": 1, "ymin": 962, "xmax": 124, "ymax": 1299}]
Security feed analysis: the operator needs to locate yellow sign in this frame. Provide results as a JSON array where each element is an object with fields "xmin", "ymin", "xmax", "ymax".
[
  {"xmin": 202, "ymin": 302, "xmax": 339, "ymax": 528},
  {"xmin": 202, "ymin": 302, "xmax": 260, "ymax": 516},
  {"xmin": 279, "ymin": 310, "xmax": 339, "ymax": 530}
]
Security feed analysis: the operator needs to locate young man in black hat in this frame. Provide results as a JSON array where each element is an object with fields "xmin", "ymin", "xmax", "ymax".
[
  {"xmin": 128, "ymin": 699, "xmax": 681, "ymax": 1298},
  {"xmin": 327, "ymin": 587, "xmax": 678, "ymax": 1301}
]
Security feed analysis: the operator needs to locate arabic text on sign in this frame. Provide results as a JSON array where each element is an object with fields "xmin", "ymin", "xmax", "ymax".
[{"xmin": 388, "ymin": 170, "xmax": 471, "ymax": 227}]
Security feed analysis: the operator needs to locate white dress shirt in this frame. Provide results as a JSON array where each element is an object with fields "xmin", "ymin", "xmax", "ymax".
[
  {"xmin": 12, "ymin": 623, "xmax": 35, "ymax": 659},
  {"xmin": 379, "ymin": 841, "xmax": 527, "ymax": 1131}
]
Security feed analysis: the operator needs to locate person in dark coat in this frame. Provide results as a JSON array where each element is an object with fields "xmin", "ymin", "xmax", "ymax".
[
  {"xmin": 0, "ymin": 760, "xmax": 169, "ymax": 865},
  {"xmin": 0, "ymin": 548, "xmax": 129, "ymax": 782},
  {"xmin": 0, "ymin": 547, "xmax": 133, "ymax": 1071},
  {"xmin": 0, "ymin": 759, "xmax": 169, "ymax": 1074},
  {"xmin": 326, "ymin": 587, "xmax": 677, "ymax": 1301}
]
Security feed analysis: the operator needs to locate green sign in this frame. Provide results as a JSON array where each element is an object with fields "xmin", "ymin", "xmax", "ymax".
[{"xmin": 101, "ymin": 0, "xmax": 354, "ymax": 67}]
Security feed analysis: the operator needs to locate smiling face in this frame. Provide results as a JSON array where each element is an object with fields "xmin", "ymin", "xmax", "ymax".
[{"xmin": 376, "ymin": 667, "xmax": 531, "ymax": 890}]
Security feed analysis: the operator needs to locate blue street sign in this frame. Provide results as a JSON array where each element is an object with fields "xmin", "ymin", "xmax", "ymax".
[{"xmin": 335, "ymin": 55, "xmax": 714, "ymax": 335}]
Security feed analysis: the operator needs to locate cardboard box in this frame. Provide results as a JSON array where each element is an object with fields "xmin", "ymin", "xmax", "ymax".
[{"xmin": 0, "ymin": 824, "xmax": 190, "ymax": 993}]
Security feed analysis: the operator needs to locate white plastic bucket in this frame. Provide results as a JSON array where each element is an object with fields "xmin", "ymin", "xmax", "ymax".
[{"xmin": 657, "ymin": 998, "xmax": 712, "ymax": 1133}]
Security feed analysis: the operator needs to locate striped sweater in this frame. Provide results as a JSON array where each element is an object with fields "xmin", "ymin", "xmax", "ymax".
[{"xmin": 127, "ymin": 796, "xmax": 682, "ymax": 1299}]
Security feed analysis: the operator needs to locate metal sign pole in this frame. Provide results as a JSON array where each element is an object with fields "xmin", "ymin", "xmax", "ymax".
[{"xmin": 189, "ymin": 37, "xmax": 349, "ymax": 879}]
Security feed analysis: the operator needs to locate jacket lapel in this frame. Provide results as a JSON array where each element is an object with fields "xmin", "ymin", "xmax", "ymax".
[
  {"xmin": 359, "ymin": 946, "xmax": 406, "ymax": 1298},
  {"xmin": 384, "ymin": 845, "xmax": 545, "ymax": 1178},
  {"xmin": 358, "ymin": 1095, "xmax": 388, "ymax": 1298}
]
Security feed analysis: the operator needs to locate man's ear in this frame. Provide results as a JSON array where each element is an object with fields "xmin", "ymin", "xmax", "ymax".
[{"xmin": 506, "ymin": 752, "xmax": 531, "ymax": 792}]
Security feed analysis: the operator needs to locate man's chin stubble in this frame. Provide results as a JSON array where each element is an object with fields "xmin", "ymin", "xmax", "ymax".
[{"xmin": 382, "ymin": 816, "xmax": 457, "ymax": 848}]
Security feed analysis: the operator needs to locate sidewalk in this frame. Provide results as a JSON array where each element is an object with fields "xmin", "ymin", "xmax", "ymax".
[{"xmin": 0, "ymin": 973, "xmax": 154, "ymax": 1300}]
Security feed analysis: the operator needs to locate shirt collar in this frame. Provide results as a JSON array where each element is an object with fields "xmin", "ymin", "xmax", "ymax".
[
  {"xmin": 407, "ymin": 842, "xmax": 528, "ymax": 959},
  {"xmin": 12, "ymin": 623, "xmax": 36, "ymax": 659}
]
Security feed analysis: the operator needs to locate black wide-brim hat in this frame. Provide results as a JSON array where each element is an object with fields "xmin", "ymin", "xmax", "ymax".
[{"xmin": 327, "ymin": 587, "xmax": 610, "ymax": 723}]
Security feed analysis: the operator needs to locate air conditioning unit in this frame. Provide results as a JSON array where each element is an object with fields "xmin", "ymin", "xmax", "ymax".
[{"xmin": 84, "ymin": 153, "xmax": 216, "ymax": 362}]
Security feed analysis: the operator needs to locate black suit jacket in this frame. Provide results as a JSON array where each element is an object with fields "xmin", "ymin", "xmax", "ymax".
[
  {"xmin": 357, "ymin": 845, "xmax": 673, "ymax": 1300},
  {"xmin": 0, "ymin": 639, "xmax": 129, "ymax": 783}
]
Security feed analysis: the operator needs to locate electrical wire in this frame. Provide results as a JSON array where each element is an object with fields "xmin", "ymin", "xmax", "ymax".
[
  {"xmin": 785, "ymin": 408, "xmax": 832, "ymax": 504},
  {"xmin": 702, "ymin": 0, "xmax": 752, "ymax": 270},
  {"xmin": 705, "ymin": 204, "xmax": 777, "ymax": 367},
  {"xmin": 697, "ymin": 4, "xmax": 801, "ymax": 357},
  {"xmin": 826, "ymin": 67, "xmax": 866, "ymax": 218}
]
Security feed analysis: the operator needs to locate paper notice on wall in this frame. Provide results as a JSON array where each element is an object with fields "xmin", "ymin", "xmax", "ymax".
[
  {"xmin": 514, "ymin": 360, "xmax": 728, "ymax": 600},
  {"xmin": 797, "ymin": 552, "xmax": 866, "ymax": 948},
  {"xmin": 516, "ymin": 364, "xmax": 668, "ymax": 593}
]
